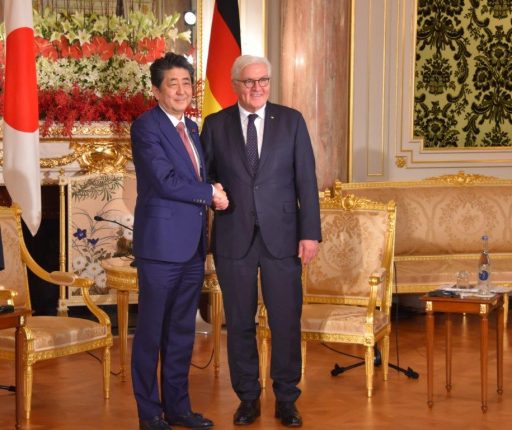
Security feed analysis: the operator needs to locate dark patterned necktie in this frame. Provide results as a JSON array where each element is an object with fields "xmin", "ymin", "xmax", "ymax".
[
  {"xmin": 176, "ymin": 122, "xmax": 200, "ymax": 179},
  {"xmin": 246, "ymin": 113, "xmax": 259, "ymax": 176}
]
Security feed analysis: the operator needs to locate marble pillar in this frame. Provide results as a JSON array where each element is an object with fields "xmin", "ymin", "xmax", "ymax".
[{"xmin": 280, "ymin": 0, "xmax": 350, "ymax": 189}]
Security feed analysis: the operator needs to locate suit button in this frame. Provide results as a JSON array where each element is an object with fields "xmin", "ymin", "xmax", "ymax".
[
  {"xmin": 254, "ymin": 186, "xmax": 259, "ymax": 190},
  {"xmin": 199, "ymin": 211, "xmax": 203, "ymax": 216}
]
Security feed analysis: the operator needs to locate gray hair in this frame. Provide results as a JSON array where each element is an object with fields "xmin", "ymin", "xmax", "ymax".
[{"xmin": 231, "ymin": 55, "xmax": 272, "ymax": 80}]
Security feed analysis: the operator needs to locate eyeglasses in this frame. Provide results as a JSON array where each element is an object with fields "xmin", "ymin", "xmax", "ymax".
[{"xmin": 235, "ymin": 77, "xmax": 271, "ymax": 88}]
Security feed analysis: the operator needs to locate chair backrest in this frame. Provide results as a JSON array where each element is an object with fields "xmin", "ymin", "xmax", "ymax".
[
  {"xmin": 59, "ymin": 172, "xmax": 136, "ymax": 306},
  {"xmin": 339, "ymin": 174, "xmax": 512, "ymax": 257},
  {"xmin": 303, "ymin": 191, "xmax": 396, "ymax": 311},
  {"xmin": 0, "ymin": 205, "xmax": 31, "ymax": 309}
]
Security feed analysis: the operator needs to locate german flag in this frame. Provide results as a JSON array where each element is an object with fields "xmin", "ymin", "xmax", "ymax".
[{"xmin": 202, "ymin": 0, "xmax": 241, "ymax": 120}]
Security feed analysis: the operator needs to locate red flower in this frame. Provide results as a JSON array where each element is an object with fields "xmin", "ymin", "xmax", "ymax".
[
  {"xmin": 34, "ymin": 37, "xmax": 58, "ymax": 60},
  {"xmin": 91, "ymin": 36, "xmax": 115, "ymax": 61},
  {"xmin": 135, "ymin": 37, "xmax": 165, "ymax": 64},
  {"xmin": 37, "ymin": 87, "xmax": 157, "ymax": 137},
  {"xmin": 81, "ymin": 42, "xmax": 95, "ymax": 58},
  {"xmin": 116, "ymin": 41, "xmax": 134, "ymax": 59}
]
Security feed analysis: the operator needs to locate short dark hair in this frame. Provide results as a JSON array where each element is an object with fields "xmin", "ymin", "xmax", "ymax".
[{"xmin": 150, "ymin": 52, "xmax": 195, "ymax": 88}]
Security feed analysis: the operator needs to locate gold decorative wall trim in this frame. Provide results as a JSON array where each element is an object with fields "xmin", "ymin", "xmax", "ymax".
[
  {"xmin": 424, "ymin": 171, "xmax": 500, "ymax": 185},
  {"xmin": 395, "ymin": 156, "xmax": 406, "ymax": 168},
  {"xmin": 0, "ymin": 122, "xmax": 133, "ymax": 174}
]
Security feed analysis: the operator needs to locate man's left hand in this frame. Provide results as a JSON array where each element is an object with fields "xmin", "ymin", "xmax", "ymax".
[{"xmin": 298, "ymin": 240, "xmax": 319, "ymax": 265}]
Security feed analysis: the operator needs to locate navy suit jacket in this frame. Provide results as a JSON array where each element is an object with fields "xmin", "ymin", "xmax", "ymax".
[
  {"xmin": 131, "ymin": 106, "xmax": 213, "ymax": 263},
  {"xmin": 201, "ymin": 102, "xmax": 322, "ymax": 259}
]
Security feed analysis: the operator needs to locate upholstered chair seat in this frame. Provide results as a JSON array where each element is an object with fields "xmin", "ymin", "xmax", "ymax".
[
  {"xmin": 301, "ymin": 304, "xmax": 390, "ymax": 336},
  {"xmin": 0, "ymin": 316, "xmax": 108, "ymax": 352}
]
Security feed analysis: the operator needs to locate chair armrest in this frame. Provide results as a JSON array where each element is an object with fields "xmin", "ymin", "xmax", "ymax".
[
  {"xmin": 19, "ymin": 239, "xmax": 94, "ymax": 289},
  {"xmin": 49, "ymin": 271, "xmax": 94, "ymax": 289},
  {"xmin": 0, "ymin": 287, "xmax": 17, "ymax": 304},
  {"xmin": 366, "ymin": 268, "xmax": 387, "ymax": 322},
  {"xmin": 49, "ymin": 271, "xmax": 76, "ymax": 285}
]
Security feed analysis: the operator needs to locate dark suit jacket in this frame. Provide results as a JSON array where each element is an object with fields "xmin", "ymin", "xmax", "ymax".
[
  {"xmin": 201, "ymin": 102, "xmax": 321, "ymax": 259},
  {"xmin": 131, "ymin": 106, "xmax": 213, "ymax": 263}
]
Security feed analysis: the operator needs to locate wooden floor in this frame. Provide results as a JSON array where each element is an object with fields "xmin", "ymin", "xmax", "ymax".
[{"xmin": 2, "ymin": 310, "xmax": 512, "ymax": 429}]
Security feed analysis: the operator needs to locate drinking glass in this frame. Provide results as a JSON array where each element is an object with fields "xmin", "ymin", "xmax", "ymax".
[{"xmin": 456, "ymin": 270, "xmax": 470, "ymax": 289}]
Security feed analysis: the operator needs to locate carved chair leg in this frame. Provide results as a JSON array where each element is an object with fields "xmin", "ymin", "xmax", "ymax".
[
  {"xmin": 504, "ymin": 294, "xmax": 509, "ymax": 328},
  {"xmin": 259, "ymin": 335, "xmax": 269, "ymax": 389},
  {"xmin": 24, "ymin": 363, "xmax": 33, "ymax": 420},
  {"xmin": 103, "ymin": 346, "xmax": 111, "ymax": 399},
  {"xmin": 301, "ymin": 340, "xmax": 307, "ymax": 376},
  {"xmin": 365, "ymin": 346, "xmax": 375, "ymax": 398},
  {"xmin": 382, "ymin": 336, "xmax": 390, "ymax": 381}
]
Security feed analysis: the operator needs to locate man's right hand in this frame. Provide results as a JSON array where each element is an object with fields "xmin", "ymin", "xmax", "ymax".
[{"xmin": 213, "ymin": 183, "xmax": 229, "ymax": 210}]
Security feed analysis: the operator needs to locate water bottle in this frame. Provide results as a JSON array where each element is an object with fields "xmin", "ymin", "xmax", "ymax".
[{"xmin": 477, "ymin": 235, "xmax": 491, "ymax": 294}]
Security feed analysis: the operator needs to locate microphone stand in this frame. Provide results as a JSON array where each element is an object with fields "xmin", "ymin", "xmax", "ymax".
[
  {"xmin": 0, "ymin": 384, "xmax": 15, "ymax": 392},
  {"xmin": 94, "ymin": 215, "xmax": 133, "ymax": 231},
  {"xmin": 331, "ymin": 347, "xmax": 419, "ymax": 379},
  {"xmin": 94, "ymin": 215, "xmax": 136, "ymax": 267}
]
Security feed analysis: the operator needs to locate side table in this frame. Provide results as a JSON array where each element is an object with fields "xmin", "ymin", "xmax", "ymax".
[
  {"xmin": 420, "ymin": 293, "xmax": 504, "ymax": 412},
  {"xmin": 101, "ymin": 257, "xmax": 223, "ymax": 381},
  {"xmin": 0, "ymin": 308, "xmax": 30, "ymax": 429}
]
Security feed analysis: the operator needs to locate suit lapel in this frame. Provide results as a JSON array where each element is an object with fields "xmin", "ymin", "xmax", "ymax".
[
  {"xmin": 227, "ymin": 105, "xmax": 254, "ymax": 177},
  {"xmin": 154, "ymin": 107, "xmax": 202, "ymax": 181},
  {"xmin": 185, "ymin": 117, "xmax": 205, "ymax": 182},
  {"xmin": 258, "ymin": 102, "xmax": 276, "ymax": 173}
]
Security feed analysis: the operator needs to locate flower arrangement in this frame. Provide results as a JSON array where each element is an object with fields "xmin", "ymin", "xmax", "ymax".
[{"xmin": 0, "ymin": 7, "xmax": 196, "ymax": 136}]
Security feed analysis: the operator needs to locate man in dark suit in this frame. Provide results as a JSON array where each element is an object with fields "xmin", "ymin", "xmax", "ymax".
[
  {"xmin": 201, "ymin": 55, "xmax": 321, "ymax": 428},
  {"xmin": 130, "ymin": 52, "xmax": 228, "ymax": 430}
]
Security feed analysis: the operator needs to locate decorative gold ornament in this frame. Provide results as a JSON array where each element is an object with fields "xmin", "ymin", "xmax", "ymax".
[
  {"xmin": 425, "ymin": 170, "xmax": 500, "ymax": 185},
  {"xmin": 71, "ymin": 140, "xmax": 132, "ymax": 173},
  {"xmin": 0, "ymin": 122, "xmax": 133, "ymax": 173},
  {"xmin": 395, "ymin": 156, "xmax": 407, "ymax": 168}
]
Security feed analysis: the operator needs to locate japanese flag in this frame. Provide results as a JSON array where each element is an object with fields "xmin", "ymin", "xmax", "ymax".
[{"xmin": 3, "ymin": 0, "xmax": 41, "ymax": 235}]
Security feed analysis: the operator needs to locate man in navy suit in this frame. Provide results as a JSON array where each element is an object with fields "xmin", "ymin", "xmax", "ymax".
[
  {"xmin": 201, "ymin": 55, "xmax": 321, "ymax": 427},
  {"xmin": 130, "ymin": 52, "xmax": 228, "ymax": 430}
]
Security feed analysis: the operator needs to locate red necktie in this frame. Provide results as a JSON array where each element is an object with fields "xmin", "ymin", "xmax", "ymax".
[{"xmin": 176, "ymin": 122, "xmax": 200, "ymax": 179}]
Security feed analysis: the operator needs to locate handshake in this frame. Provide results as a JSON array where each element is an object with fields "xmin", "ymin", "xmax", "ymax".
[{"xmin": 212, "ymin": 183, "xmax": 229, "ymax": 210}]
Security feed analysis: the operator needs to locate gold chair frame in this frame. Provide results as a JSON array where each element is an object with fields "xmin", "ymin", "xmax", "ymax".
[
  {"xmin": 257, "ymin": 188, "xmax": 397, "ymax": 397},
  {"xmin": 0, "ymin": 204, "xmax": 112, "ymax": 418}
]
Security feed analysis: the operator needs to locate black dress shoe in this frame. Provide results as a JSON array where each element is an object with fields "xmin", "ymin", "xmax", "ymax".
[
  {"xmin": 233, "ymin": 399, "xmax": 261, "ymax": 425},
  {"xmin": 139, "ymin": 416, "xmax": 171, "ymax": 430},
  {"xmin": 168, "ymin": 411, "xmax": 213, "ymax": 428},
  {"xmin": 275, "ymin": 401, "xmax": 302, "ymax": 427}
]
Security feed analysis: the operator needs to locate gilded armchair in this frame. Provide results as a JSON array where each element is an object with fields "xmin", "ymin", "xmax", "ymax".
[
  {"xmin": 0, "ymin": 204, "xmax": 112, "ymax": 418},
  {"xmin": 258, "ymin": 191, "xmax": 397, "ymax": 397}
]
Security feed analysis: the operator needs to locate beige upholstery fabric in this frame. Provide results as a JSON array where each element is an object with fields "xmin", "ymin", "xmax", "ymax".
[
  {"xmin": 301, "ymin": 304, "xmax": 389, "ymax": 335},
  {"xmin": 341, "ymin": 177, "xmax": 512, "ymax": 293},
  {"xmin": 0, "ymin": 215, "xmax": 29, "ymax": 308},
  {"xmin": 341, "ymin": 185, "xmax": 512, "ymax": 256},
  {"xmin": 396, "ymin": 257, "xmax": 512, "ymax": 288},
  {"xmin": 304, "ymin": 208, "xmax": 388, "ymax": 301},
  {"xmin": 0, "ymin": 316, "xmax": 108, "ymax": 352}
]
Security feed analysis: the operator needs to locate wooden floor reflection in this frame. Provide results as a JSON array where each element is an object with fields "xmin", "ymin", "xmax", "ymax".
[{"xmin": 2, "ymin": 310, "xmax": 512, "ymax": 429}]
